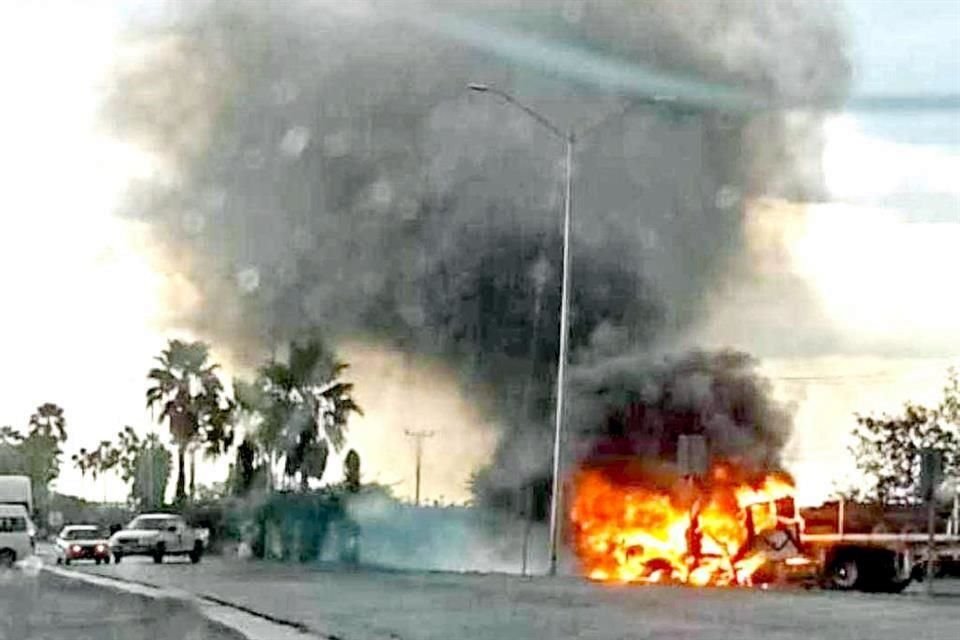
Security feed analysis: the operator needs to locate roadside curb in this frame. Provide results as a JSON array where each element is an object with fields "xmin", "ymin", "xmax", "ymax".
[{"xmin": 42, "ymin": 565, "xmax": 328, "ymax": 640}]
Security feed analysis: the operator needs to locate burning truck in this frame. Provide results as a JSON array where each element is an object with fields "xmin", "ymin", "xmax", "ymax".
[
  {"xmin": 569, "ymin": 458, "xmax": 806, "ymax": 588},
  {"xmin": 562, "ymin": 353, "xmax": 960, "ymax": 593},
  {"xmin": 567, "ymin": 450, "xmax": 960, "ymax": 593}
]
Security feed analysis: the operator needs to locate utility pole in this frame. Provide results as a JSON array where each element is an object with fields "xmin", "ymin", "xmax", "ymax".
[
  {"xmin": 921, "ymin": 449, "xmax": 942, "ymax": 596},
  {"xmin": 405, "ymin": 430, "xmax": 434, "ymax": 506},
  {"xmin": 952, "ymin": 482, "xmax": 959, "ymax": 536}
]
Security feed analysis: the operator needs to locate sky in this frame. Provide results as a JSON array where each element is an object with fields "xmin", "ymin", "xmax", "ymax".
[
  {"xmin": 771, "ymin": 0, "xmax": 960, "ymax": 502},
  {"xmin": 0, "ymin": 0, "xmax": 957, "ymax": 507}
]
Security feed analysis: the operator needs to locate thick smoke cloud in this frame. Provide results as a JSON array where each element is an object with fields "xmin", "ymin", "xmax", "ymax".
[
  {"xmin": 107, "ymin": 1, "xmax": 848, "ymax": 500},
  {"xmin": 568, "ymin": 350, "xmax": 791, "ymax": 468}
]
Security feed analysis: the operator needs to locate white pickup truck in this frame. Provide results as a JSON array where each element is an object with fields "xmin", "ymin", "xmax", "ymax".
[{"xmin": 109, "ymin": 513, "xmax": 204, "ymax": 564}]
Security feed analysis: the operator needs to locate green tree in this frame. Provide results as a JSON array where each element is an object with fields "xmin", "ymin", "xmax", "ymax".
[
  {"xmin": 851, "ymin": 370, "xmax": 960, "ymax": 505},
  {"xmin": 146, "ymin": 339, "xmax": 234, "ymax": 504},
  {"xmin": 235, "ymin": 337, "xmax": 361, "ymax": 491}
]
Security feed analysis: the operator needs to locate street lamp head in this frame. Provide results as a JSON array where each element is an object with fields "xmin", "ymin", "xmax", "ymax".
[{"xmin": 467, "ymin": 82, "xmax": 490, "ymax": 93}]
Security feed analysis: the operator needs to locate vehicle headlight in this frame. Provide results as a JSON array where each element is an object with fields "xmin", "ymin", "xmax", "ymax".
[
  {"xmin": 71, "ymin": 545, "xmax": 81, "ymax": 553},
  {"xmin": 96, "ymin": 544, "xmax": 106, "ymax": 553}
]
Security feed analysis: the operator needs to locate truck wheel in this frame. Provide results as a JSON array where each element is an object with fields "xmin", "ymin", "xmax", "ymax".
[
  {"xmin": 152, "ymin": 543, "xmax": 165, "ymax": 564},
  {"xmin": 113, "ymin": 553, "xmax": 122, "ymax": 564},
  {"xmin": 826, "ymin": 556, "xmax": 860, "ymax": 590},
  {"xmin": 65, "ymin": 558, "xmax": 72, "ymax": 566},
  {"xmin": 189, "ymin": 542, "xmax": 203, "ymax": 564},
  {"xmin": 56, "ymin": 556, "xmax": 62, "ymax": 565},
  {"xmin": 95, "ymin": 558, "xmax": 102, "ymax": 565},
  {"xmin": 0, "ymin": 549, "xmax": 15, "ymax": 568},
  {"xmin": 104, "ymin": 555, "xmax": 111, "ymax": 565}
]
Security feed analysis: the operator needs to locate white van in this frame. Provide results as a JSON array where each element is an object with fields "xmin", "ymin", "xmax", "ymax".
[{"xmin": 0, "ymin": 504, "xmax": 34, "ymax": 567}]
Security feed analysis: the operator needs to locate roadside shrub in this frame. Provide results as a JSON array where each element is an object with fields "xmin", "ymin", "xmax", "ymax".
[{"xmin": 248, "ymin": 489, "xmax": 350, "ymax": 562}]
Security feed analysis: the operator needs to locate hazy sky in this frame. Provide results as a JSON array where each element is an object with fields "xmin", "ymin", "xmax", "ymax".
[{"xmin": 0, "ymin": 0, "xmax": 957, "ymax": 506}]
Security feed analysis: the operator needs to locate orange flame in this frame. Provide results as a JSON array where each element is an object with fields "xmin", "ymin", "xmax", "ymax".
[{"xmin": 569, "ymin": 461, "xmax": 796, "ymax": 586}]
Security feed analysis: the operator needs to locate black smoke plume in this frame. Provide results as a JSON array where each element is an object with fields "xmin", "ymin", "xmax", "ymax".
[
  {"xmin": 568, "ymin": 350, "xmax": 791, "ymax": 468},
  {"xmin": 106, "ymin": 1, "xmax": 849, "ymax": 507}
]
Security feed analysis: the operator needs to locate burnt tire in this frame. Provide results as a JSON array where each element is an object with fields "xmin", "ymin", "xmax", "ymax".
[{"xmin": 826, "ymin": 556, "xmax": 861, "ymax": 590}]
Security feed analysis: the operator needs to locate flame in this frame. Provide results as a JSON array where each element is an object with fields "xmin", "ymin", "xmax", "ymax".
[{"xmin": 570, "ymin": 461, "xmax": 798, "ymax": 587}]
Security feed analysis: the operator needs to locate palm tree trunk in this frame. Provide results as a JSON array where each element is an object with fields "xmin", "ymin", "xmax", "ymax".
[
  {"xmin": 189, "ymin": 447, "xmax": 196, "ymax": 501},
  {"xmin": 270, "ymin": 451, "xmax": 278, "ymax": 491},
  {"xmin": 265, "ymin": 451, "xmax": 273, "ymax": 490},
  {"xmin": 175, "ymin": 444, "xmax": 186, "ymax": 504}
]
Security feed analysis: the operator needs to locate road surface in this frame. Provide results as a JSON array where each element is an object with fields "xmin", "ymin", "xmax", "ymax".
[
  {"xmin": 0, "ymin": 563, "xmax": 241, "ymax": 640},
  {"xmin": 60, "ymin": 552, "xmax": 959, "ymax": 640}
]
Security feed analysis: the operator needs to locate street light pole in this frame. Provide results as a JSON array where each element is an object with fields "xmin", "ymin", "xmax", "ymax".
[
  {"xmin": 468, "ymin": 83, "xmax": 572, "ymax": 576},
  {"xmin": 548, "ymin": 131, "xmax": 573, "ymax": 576}
]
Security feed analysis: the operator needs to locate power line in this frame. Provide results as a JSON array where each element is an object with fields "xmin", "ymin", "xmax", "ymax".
[{"xmin": 765, "ymin": 363, "xmax": 960, "ymax": 384}]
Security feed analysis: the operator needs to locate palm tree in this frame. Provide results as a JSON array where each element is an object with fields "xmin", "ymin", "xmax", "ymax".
[
  {"xmin": 71, "ymin": 440, "xmax": 115, "ymax": 480},
  {"xmin": 146, "ymin": 339, "xmax": 234, "ymax": 504},
  {"xmin": 20, "ymin": 403, "xmax": 68, "ymax": 516},
  {"xmin": 236, "ymin": 337, "xmax": 361, "ymax": 491},
  {"xmin": 28, "ymin": 403, "xmax": 67, "ymax": 442}
]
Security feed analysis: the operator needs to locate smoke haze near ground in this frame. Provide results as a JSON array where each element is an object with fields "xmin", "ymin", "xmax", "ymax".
[{"xmin": 106, "ymin": 1, "xmax": 849, "ymax": 498}]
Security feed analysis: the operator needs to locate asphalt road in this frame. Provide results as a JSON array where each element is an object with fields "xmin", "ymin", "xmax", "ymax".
[
  {"xmin": 62, "ymin": 551, "xmax": 960, "ymax": 640},
  {"xmin": 0, "ymin": 562, "xmax": 242, "ymax": 640}
]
